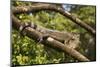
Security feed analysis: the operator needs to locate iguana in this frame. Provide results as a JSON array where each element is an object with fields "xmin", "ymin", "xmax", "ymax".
[{"xmin": 19, "ymin": 22, "xmax": 80, "ymax": 49}]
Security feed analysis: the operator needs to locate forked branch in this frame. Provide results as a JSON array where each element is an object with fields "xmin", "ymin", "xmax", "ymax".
[{"xmin": 12, "ymin": 14, "xmax": 90, "ymax": 62}]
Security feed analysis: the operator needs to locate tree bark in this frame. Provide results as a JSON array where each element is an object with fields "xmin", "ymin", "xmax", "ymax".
[{"xmin": 12, "ymin": 4, "xmax": 96, "ymax": 36}]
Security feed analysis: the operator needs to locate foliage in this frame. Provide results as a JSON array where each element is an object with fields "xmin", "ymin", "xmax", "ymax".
[{"xmin": 12, "ymin": 1, "xmax": 96, "ymax": 65}]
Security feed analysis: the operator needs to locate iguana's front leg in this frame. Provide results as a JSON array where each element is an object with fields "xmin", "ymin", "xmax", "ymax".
[{"xmin": 19, "ymin": 22, "xmax": 50, "ymax": 43}]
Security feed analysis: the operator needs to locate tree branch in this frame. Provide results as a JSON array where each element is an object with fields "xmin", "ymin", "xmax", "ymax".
[
  {"xmin": 12, "ymin": 14, "xmax": 90, "ymax": 62},
  {"xmin": 12, "ymin": 4, "xmax": 96, "ymax": 36}
]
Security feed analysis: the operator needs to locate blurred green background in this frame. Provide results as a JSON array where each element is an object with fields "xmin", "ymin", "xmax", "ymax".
[{"xmin": 12, "ymin": 1, "xmax": 96, "ymax": 65}]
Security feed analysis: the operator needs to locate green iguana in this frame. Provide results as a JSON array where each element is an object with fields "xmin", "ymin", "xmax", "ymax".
[{"xmin": 20, "ymin": 22, "xmax": 80, "ymax": 49}]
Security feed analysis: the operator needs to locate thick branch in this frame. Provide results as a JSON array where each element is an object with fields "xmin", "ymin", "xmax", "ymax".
[
  {"xmin": 12, "ymin": 14, "xmax": 90, "ymax": 62},
  {"xmin": 12, "ymin": 4, "xmax": 96, "ymax": 36}
]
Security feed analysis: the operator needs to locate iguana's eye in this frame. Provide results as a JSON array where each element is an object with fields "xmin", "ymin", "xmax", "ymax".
[{"xmin": 71, "ymin": 36, "xmax": 75, "ymax": 40}]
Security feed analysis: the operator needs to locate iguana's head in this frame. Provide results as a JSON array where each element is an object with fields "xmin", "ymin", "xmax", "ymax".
[
  {"xmin": 71, "ymin": 33, "xmax": 80, "ymax": 40},
  {"xmin": 67, "ymin": 33, "xmax": 80, "ymax": 49}
]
